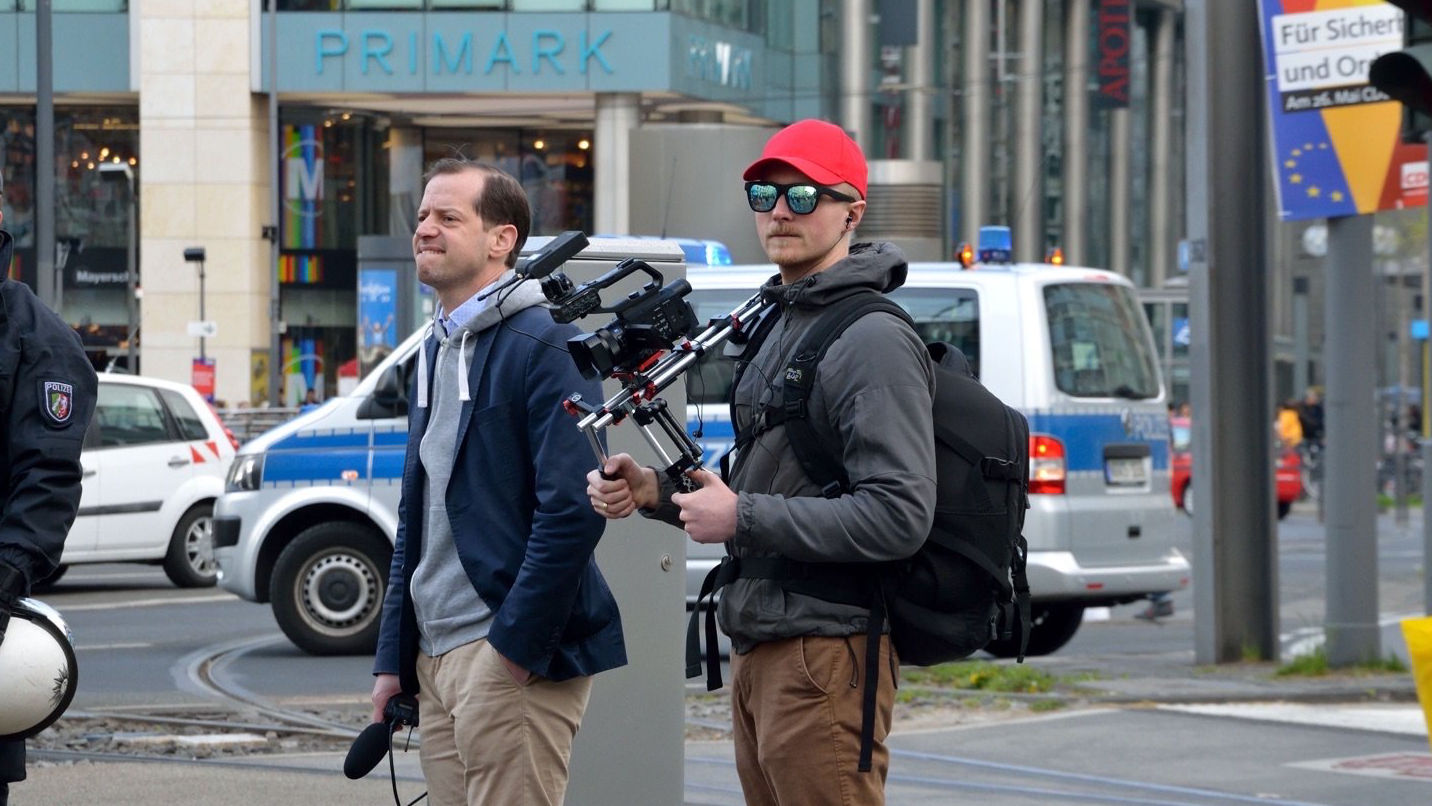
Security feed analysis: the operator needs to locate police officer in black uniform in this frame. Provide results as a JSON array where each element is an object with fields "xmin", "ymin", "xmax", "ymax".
[{"xmin": 0, "ymin": 176, "xmax": 97, "ymax": 805}]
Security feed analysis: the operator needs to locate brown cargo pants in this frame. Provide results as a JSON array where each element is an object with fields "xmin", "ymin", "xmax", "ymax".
[{"xmin": 730, "ymin": 633, "xmax": 898, "ymax": 806}]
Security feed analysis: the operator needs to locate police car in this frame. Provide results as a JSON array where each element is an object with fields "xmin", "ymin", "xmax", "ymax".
[
  {"xmin": 681, "ymin": 228, "xmax": 1188, "ymax": 656},
  {"xmin": 42, "ymin": 373, "xmax": 239, "ymax": 588}
]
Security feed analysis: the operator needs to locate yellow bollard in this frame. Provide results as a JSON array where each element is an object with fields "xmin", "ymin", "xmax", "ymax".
[{"xmin": 1400, "ymin": 616, "xmax": 1432, "ymax": 752}]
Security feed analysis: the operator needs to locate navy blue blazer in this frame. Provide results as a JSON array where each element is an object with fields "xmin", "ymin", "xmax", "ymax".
[{"xmin": 374, "ymin": 305, "xmax": 626, "ymax": 686}]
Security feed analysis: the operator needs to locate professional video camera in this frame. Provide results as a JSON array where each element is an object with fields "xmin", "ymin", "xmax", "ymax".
[{"xmin": 530, "ymin": 232, "xmax": 773, "ymax": 490}]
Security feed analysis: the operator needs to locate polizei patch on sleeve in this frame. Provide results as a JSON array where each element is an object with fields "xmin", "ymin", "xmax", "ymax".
[{"xmin": 41, "ymin": 380, "xmax": 75, "ymax": 427}]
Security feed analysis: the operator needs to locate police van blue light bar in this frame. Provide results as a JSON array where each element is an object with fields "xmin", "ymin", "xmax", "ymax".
[{"xmin": 977, "ymin": 226, "xmax": 1013, "ymax": 264}]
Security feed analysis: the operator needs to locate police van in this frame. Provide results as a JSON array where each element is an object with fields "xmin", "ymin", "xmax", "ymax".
[
  {"xmin": 215, "ymin": 233, "xmax": 1186, "ymax": 658},
  {"xmin": 682, "ymin": 240, "xmax": 1187, "ymax": 657}
]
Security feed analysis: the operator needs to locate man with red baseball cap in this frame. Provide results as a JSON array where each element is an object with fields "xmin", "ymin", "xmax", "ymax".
[{"xmin": 588, "ymin": 119, "xmax": 936, "ymax": 804}]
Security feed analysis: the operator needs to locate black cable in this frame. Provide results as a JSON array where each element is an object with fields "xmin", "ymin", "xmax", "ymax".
[{"xmin": 384, "ymin": 725, "xmax": 427, "ymax": 806}]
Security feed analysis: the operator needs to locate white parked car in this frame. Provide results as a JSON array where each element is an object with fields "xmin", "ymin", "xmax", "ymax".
[{"xmin": 41, "ymin": 373, "xmax": 239, "ymax": 588}]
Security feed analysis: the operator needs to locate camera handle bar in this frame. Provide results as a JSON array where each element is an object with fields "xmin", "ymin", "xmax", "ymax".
[{"xmin": 562, "ymin": 290, "xmax": 775, "ymax": 491}]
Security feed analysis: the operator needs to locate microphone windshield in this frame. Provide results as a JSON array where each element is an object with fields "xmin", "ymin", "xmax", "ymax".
[{"xmin": 344, "ymin": 721, "xmax": 394, "ymax": 780}]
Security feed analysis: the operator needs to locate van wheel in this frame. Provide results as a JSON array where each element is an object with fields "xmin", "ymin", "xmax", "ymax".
[
  {"xmin": 272, "ymin": 523, "xmax": 391, "ymax": 656},
  {"xmin": 163, "ymin": 503, "xmax": 218, "ymax": 588},
  {"xmin": 983, "ymin": 603, "xmax": 1085, "ymax": 658}
]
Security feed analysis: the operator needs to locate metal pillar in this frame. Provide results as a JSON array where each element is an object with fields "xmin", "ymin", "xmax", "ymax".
[
  {"xmin": 387, "ymin": 127, "xmax": 424, "ymax": 236},
  {"xmin": 267, "ymin": 1, "xmax": 282, "ymax": 406},
  {"xmin": 1148, "ymin": 8, "xmax": 1176, "ymax": 287},
  {"xmin": 36, "ymin": 0, "xmax": 55, "ymax": 310},
  {"xmin": 841, "ymin": 0, "xmax": 873, "ymax": 151},
  {"xmin": 1425, "ymin": 133, "xmax": 1432, "ymax": 615},
  {"xmin": 594, "ymin": 93, "xmax": 638, "ymax": 236},
  {"xmin": 1063, "ymin": 0, "xmax": 1090, "ymax": 264},
  {"xmin": 1186, "ymin": 0, "xmax": 1278, "ymax": 665},
  {"xmin": 1293, "ymin": 276, "xmax": 1309, "ymax": 398},
  {"xmin": 902, "ymin": 0, "xmax": 934, "ymax": 162},
  {"xmin": 961, "ymin": 0, "xmax": 990, "ymax": 245},
  {"xmin": 1108, "ymin": 107, "xmax": 1131, "ymax": 278},
  {"xmin": 1324, "ymin": 215, "xmax": 1381, "ymax": 665},
  {"xmin": 1013, "ymin": 0, "xmax": 1044, "ymax": 262}
]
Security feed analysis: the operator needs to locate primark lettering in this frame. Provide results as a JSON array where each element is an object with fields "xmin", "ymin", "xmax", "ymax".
[{"xmin": 314, "ymin": 28, "xmax": 615, "ymax": 77}]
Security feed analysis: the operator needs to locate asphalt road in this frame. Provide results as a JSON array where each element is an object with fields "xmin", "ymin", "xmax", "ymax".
[{"xmin": 23, "ymin": 501, "xmax": 1432, "ymax": 805}]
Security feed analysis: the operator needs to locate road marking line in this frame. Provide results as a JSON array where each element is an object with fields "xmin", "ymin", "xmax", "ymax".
[
  {"xmin": 1160, "ymin": 702, "xmax": 1427, "ymax": 737},
  {"xmin": 76, "ymin": 641, "xmax": 154, "ymax": 651},
  {"xmin": 62, "ymin": 593, "xmax": 238, "ymax": 611}
]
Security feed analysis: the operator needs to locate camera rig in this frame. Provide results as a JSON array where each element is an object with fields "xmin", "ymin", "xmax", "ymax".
[{"xmin": 531, "ymin": 232, "xmax": 773, "ymax": 491}]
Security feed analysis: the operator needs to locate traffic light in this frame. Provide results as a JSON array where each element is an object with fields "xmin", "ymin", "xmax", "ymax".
[{"xmin": 1369, "ymin": 1, "xmax": 1432, "ymax": 142}]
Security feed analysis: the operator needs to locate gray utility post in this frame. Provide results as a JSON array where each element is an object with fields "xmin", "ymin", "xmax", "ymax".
[
  {"xmin": 1324, "ymin": 216, "xmax": 1381, "ymax": 665},
  {"xmin": 184, "ymin": 248, "xmax": 207, "ymax": 362},
  {"xmin": 98, "ymin": 163, "xmax": 136, "ymax": 372},
  {"xmin": 1426, "ymin": 133, "xmax": 1432, "ymax": 616},
  {"xmin": 35, "ymin": 0, "xmax": 55, "ymax": 310},
  {"xmin": 1185, "ymin": 0, "xmax": 1278, "ymax": 664}
]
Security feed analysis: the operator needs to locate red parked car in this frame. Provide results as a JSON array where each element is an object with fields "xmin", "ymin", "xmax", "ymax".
[{"xmin": 1169, "ymin": 416, "xmax": 1302, "ymax": 520}]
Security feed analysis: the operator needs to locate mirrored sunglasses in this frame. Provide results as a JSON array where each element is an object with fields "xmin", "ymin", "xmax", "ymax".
[{"xmin": 745, "ymin": 181, "xmax": 856, "ymax": 215}]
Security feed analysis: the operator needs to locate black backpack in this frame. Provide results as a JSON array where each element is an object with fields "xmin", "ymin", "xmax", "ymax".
[{"xmin": 687, "ymin": 290, "xmax": 1032, "ymax": 771}]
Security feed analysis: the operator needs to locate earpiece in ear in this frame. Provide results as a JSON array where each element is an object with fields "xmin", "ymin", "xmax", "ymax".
[{"xmin": 845, "ymin": 215, "xmax": 854, "ymax": 230}]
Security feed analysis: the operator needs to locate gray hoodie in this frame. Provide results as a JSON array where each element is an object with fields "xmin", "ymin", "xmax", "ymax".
[
  {"xmin": 411, "ymin": 275, "xmax": 549, "ymax": 656},
  {"xmin": 655, "ymin": 242, "xmax": 936, "ymax": 652}
]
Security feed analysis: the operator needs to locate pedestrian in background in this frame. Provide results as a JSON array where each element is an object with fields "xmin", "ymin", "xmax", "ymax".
[
  {"xmin": 0, "ymin": 189, "xmax": 98, "ymax": 806},
  {"xmin": 369, "ymin": 158, "xmax": 625, "ymax": 806},
  {"xmin": 587, "ymin": 119, "xmax": 935, "ymax": 805}
]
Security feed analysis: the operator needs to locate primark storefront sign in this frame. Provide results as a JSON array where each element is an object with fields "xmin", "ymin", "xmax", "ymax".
[{"xmin": 268, "ymin": 11, "xmax": 764, "ymax": 98}]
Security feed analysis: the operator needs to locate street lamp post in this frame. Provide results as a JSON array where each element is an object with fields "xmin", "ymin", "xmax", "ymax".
[
  {"xmin": 97, "ymin": 162, "xmax": 136, "ymax": 371},
  {"xmin": 184, "ymin": 247, "xmax": 207, "ymax": 361}
]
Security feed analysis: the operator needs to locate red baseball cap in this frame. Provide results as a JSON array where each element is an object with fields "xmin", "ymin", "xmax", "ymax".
[{"xmin": 743, "ymin": 119, "xmax": 868, "ymax": 199}]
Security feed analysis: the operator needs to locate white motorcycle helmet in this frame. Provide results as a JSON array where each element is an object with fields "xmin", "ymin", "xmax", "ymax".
[{"xmin": 0, "ymin": 598, "xmax": 78, "ymax": 741}]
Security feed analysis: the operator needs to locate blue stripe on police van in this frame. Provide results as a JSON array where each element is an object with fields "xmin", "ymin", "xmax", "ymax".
[
  {"xmin": 373, "ymin": 431, "xmax": 407, "ymax": 448},
  {"xmin": 686, "ymin": 411, "xmax": 1170, "ymax": 473},
  {"xmin": 264, "ymin": 449, "xmax": 371, "ymax": 483},
  {"xmin": 270, "ymin": 430, "xmax": 371, "ymax": 451},
  {"xmin": 1027, "ymin": 412, "xmax": 1169, "ymax": 472}
]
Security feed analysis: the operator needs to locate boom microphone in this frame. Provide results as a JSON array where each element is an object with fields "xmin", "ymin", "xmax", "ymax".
[
  {"xmin": 343, "ymin": 720, "xmax": 395, "ymax": 780},
  {"xmin": 518, "ymin": 230, "xmax": 589, "ymax": 280}
]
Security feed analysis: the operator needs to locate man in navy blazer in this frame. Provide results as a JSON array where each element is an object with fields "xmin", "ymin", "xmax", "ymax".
[{"xmin": 371, "ymin": 159, "xmax": 625, "ymax": 806}]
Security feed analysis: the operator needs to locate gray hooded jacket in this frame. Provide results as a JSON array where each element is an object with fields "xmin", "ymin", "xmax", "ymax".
[{"xmin": 654, "ymin": 242, "xmax": 936, "ymax": 652}]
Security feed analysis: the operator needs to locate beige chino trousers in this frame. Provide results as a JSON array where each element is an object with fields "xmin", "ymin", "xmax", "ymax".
[{"xmin": 415, "ymin": 638, "xmax": 592, "ymax": 806}]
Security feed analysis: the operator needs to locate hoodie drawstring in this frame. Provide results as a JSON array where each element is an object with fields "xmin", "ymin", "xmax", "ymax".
[
  {"xmin": 457, "ymin": 330, "xmax": 472, "ymax": 402},
  {"xmin": 416, "ymin": 322, "xmax": 434, "ymax": 409}
]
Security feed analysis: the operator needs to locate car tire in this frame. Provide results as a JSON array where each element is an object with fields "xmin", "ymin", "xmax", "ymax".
[
  {"xmin": 272, "ymin": 523, "xmax": 391, "ymax": 656},
  {"xmin": 1182, "ymin": 482, "xmax": 1194, "ymax": 517},
  {"xmin": 983, "ymin": 602, "xmax": 1085, "ymax": 658},
  {"xmin": 1277, "ymin": 500, "xmax": 1292, "ymax": 520},
  {"xmin": 163, "ymin": 502, "xmax": 218, "ymax": 588}
]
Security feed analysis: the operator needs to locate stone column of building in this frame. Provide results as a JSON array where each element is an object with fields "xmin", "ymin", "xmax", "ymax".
[
  {"xmin": 138, "ymin": 0, "xmax": 270, "ymax": 406},
  {"xmin": 1109, "ymin": 106, "xmax": 1131, "ymax": 276},
  {"xmin": 1014, "ymin": 0, "xmax": 1045, "ymax": 262},
  {"xmin": 961, "ymin": 0, "xmax": 990, "ymax": 245},
  {"xmin": 595, "ymin": 92, "xmax": 639, "ymax": 236},
  {"xmin": 388, "ymin": 127, "xmax": 423, "ymax": 236},
  {"xmin": 841, "ymin": 0, "xmax": 873, "ymax": 151},
  {"xmin": 1063, "ymin": 0, "xmax": 1090, "ymax": 265},
  {"xmin": 1148, "ymin": 7, "xmax": 1177, "ymax": 288},
  {"xmin": 902, "ymin": 0, "xmax": 934, "ymax": 162}
]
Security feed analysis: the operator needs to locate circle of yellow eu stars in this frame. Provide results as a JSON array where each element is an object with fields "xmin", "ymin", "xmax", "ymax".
[{"xmin": 1283, "ymin": 142, "xmax": 1342, "ymax": 202}]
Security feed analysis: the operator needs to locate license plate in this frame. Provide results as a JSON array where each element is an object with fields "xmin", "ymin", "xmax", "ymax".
[{"xmin": 1105, "ymin": 457, "xmax": 1146, "ymax": 486}]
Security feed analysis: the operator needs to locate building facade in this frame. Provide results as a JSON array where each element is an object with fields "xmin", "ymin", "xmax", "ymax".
[{"xmin": 1, "ymin": 0, "xmax": 1195, "ymax": 407}]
